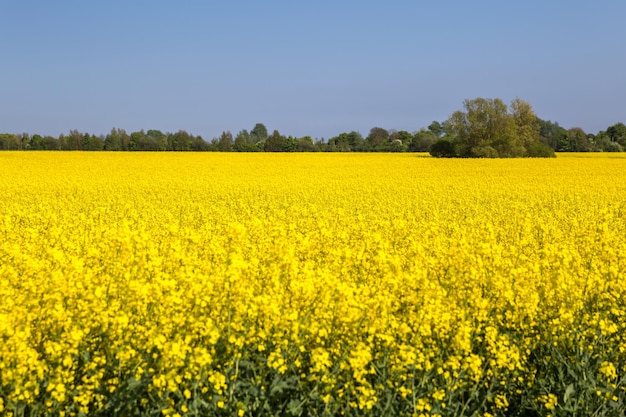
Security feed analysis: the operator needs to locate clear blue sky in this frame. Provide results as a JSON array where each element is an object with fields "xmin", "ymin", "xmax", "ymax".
[{"xmin": 1, "ymin": 1, "xmax": 624, "ymax": 140}]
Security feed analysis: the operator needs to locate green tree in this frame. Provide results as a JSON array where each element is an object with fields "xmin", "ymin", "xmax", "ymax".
[
  {"xmin": 428, "ymin": 121, "xmax": 444, "ymax": 137},
  {"xmin": 147, "ymin": 130, "xmax": 168, "ymax": 151},
  {"xmin": 250, "ymin": 123, "xmax": 268, "ymax": 143},
  {"xmin": 191, "ymin": 136, "xmax": 209, "ymax": 151},
  {"xmin": 365, "ymin": 127, "xmax": 389, "ymax": 150},
  {"xmin": 0, "ymin": 134, "xmax": 20, "ymax": 150},
  {"xmin": 264, "ymin": 130, "xmax": 289, "ymax": 152},
  {"xmin": 328, "ymin": 131, "xmax": 363, "ymax": 151},
  {"xmin": 233, "ymin": 130, "xmax": 249, "ymax": 151},
  {"xmin": 607, "ymin": 122, "xmax": 626, "ymax": 146},
  {"xmin": 40, "ymin": 136, "xmax": 60, "ymax": 150},
  {"xmin": 130, "ymin": 130, "xmax": 145, "ymax": 151},
  {"xmin": 29, "ymin": 134, "xmax": 43, "ymax": 150},
  {"xmin": 410, "ymin": 129, "xmax": 437, "ymax": 152},
  {"xmin": 104, "ymin": 130, "xmax": 121, "ymax": 150},
  {"xmin": 326, "ymin": 133, "xmax": 346, "ymax": 151},
  {"xmin": 449, "ymin": 98, "xmax": 513, "ymax": 157},
  {"xmin": 389, "ymin": 139, "xmax": 406, "ymax": 152},
  {"xmin": 233, "ymin": 130, "xmax": 261, "ymax": 152},
  {"xmin": 105, "ymin": 128, "xmax": 130, "ymax": 151},
  {"xmin": 19, "ymin": 133, "xmax": 29, "ymax": 150},
  {"xmin": 217, "ymin": 131, "xmax": 233, "ymax": 152},
  {"xmin": 84, "ymin": 133, "xmax": 104, "ymax": 151},
  {"xmin": 594, "ymin": 131, "xmax": 623, "ymax": 152},
  {"xmin": 130, "ymin": 130, "xmax": 163, "ymax": 151},
  {"xmin": 296, "ymin": 136, "xmax": 318, "ymax": 152},
  {"xmin": 537, "ymin": 119, "xmax": 567, "ymax": 150},
  {"xmin": 283, "ymin": 136, "xmax": 297, "ymax": 151},
  {"xmin": 509, "ymin": 97, "xmax": 540, "ymax": 155},
  {"xmin": 168, "ymin": 130, "xmax": 193, "ymax": 151},
  {"xmin": 61, "ymin": 129, "xmax": 84, "ymax": 150},
  {"xmin": 446, "ymin": 97, "xmax": 551, "ymax": 158},
  {"xmin": 566, "ymin": 128, "xmax": 591, "ymax": 152},
  {"xmin": 390, "ymin": 130, "xmax": 413, "ymax": 146},
  {"xmin": 347, "ymin": 131, "xmax": 364, "ymax": 150}
]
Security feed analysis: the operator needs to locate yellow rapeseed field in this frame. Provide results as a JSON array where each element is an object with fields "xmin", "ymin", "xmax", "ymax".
[{"xmin": 0, "ymin": 152, "xmax": 625, "ymax": 416}]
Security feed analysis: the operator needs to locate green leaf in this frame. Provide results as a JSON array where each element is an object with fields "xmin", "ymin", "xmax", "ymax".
[
  {"xmin": 287, "ymin": 398, "xmax": 306, "ymax": 416},
  {"xmin": 563, "ymin": 383, "xmax": 575, "ymax": 404}
]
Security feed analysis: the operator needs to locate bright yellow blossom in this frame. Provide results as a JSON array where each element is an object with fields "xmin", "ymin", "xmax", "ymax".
[{"xmin": 0, "ymin": 152, "xmax": 625, "ymax": 415}]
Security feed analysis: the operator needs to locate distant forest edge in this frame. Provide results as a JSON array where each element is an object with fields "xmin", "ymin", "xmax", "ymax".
[{"xmin": 2, "ymin": 97, "xmax": 625, "ymax": 155}]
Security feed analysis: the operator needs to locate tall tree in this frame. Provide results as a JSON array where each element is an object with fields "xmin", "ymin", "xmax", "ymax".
[
  {"xmin": 328, "ymin": 131, "xmax": 363, "ymax": 151},
  {"xmin": 264, "ymin": 130, "xmax": 287, "ymax": 152},
  {"xmin": 84, "ymin": 133, "xmax": 104, "ymax": 151},
  {"xmin": 0, "ymin": 134, "xmax": 20, "ymax": 150},
  {"xmin": 250, "ymin": 123, "xmax": 268, "ymax": 143},
  {"xmin": 147, "ymin": 130, "xmax": 168, "ymax": 151},
  {"xmin": 40, "ymin": 136, "xmax": 60, "ymax": 150},
  {"xmin": 450, "ymin": 97, "xmax": 513, "ymax": 156},
  {"xmin": 607, "ymin": 122, "xmax": 626, "ymax": 146},
  {"xmin": 19, "ymin": 133, "xmax": 29, "ymax": 150},
  {"xmin": 130, "ymin": 130, "xmax": 145, "ymax": 151},
  {"xmin": 428, "ymin": 121, "xmax": 444, "ymax": 137},
  {"xmin": 509, "ymin": 97, "xmax": 540, "ymax": 155},
  {"xmin": 410, "ymin": 129, "xmax": 437, "ymax": 152},
  {"xmin": 233, "ymin": 129, "xmax": 249, "ymax": 151},
  {"xmin": 366, "ymin": 127, "xmax": 389, "ymax": 149},
  {"xmin": 566, "ymin": 128, "xmax": 591, "ymax": 152},
  {"xmin": 63, "ymin": 129, "xmax": 84, "ymax": 150},
  {"xmin": 234, "ymin": 129, "xmax": 261, "ymax": 152},
  {"xmin": 29, "ymin": 134, "xmax": 43, "ymax": 150},
  {"xmin": 537, "ymin": 119, "xmax": 567, "ymax": 150},
  {"xmin": 168, "ymin": 130, "xmax": 193, "ymax": 151},
  {"xmin": 217, "ymin": 131, "xmax": 233, "ymax": 152},
  {"xmin": 445, "ymin": 97, "xmax": 551, "ymax": 157},
  {"xmin": 105, "ymin": 128, "xmax": 130, "ymax": 151},
  {"xmin": 296, "ymin": 136, "xmax": 317, "ymax": 152},
  {"xmin": 191, "ymin": 136, "xmax": 209, "ymax": 151}
]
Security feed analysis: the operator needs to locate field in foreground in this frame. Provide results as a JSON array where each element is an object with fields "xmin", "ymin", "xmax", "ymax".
[{"xmin": 1, "ymin": 152, "xmax": 625, "ymax": 416}]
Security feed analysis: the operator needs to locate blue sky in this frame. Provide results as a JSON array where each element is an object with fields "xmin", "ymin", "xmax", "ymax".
[{"xmin": 1, "ymin": 1, "xmax": 624, "ymax": 140}]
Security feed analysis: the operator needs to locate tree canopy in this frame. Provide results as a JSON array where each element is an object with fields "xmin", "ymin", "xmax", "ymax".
[
  {"xmin": 435, "ymin": 97, "xmax": 554, "ymax": 158},
  {"xmin": 2, "ymin": 100, "xmax": 624, "ymax": 155}
]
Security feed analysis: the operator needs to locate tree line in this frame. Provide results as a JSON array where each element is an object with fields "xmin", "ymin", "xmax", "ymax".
[{"xmin": 2, "ymin": 98, "xmax": 625, "ymax": 155}]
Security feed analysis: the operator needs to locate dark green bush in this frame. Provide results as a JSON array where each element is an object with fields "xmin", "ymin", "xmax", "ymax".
[
  {"xmin": 526, "ymin": 142, "xmax": 556, "ymax": 158},
  {"xmin": 429, "ymin": 140, "xmax": 456, "ymax": 158}
]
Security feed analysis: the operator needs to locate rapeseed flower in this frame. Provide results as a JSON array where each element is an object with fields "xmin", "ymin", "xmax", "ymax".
[{"xmin": 0, "ymin": 152, "xmax": 624, "ymax": 415}]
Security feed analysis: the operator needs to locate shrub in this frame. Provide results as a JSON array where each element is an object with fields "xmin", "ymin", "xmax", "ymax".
[
  {"xmin": 429, "ymin": 139, "xmax": 456, "ymax": 158},
  {"xmin": 526, "ymin": 141, "xmax": 556, "ymax": 158},
  {"xmin": 471, "ymin": 145, "xmax": 500, "ymax": 158}
]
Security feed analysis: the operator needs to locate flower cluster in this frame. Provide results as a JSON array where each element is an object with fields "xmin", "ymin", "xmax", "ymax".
[{"xmin": 0, "ymin": 152, "xmax": 624, "ymax": 416}]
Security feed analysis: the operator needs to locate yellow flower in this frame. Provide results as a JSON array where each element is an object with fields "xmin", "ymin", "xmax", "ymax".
[
  {"xmin": 495, "ymin": 394, "xmax": 509, "ymax": 409},
  {"xmin": 599, "ymin": 361, "xmax": 617, "ymax": 381},
  {"xmin": 538, "ymin": 393, "xmax": 558, "ymax": 410},
  {"xmin": 2, "ymin": 152, "xmax": 626, "ymax": 414}
]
